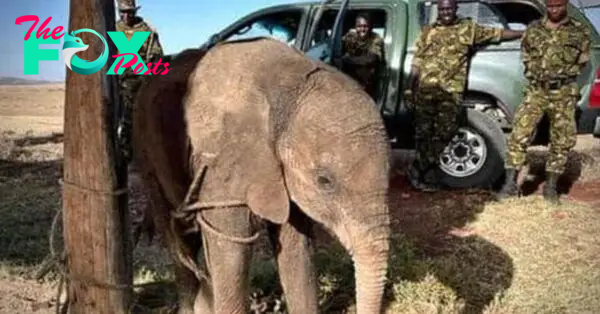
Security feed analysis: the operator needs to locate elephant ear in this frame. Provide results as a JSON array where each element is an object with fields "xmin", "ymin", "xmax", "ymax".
[{"xmin": 245, "ymin": 147, "xmax": 290, "ymax": 225}]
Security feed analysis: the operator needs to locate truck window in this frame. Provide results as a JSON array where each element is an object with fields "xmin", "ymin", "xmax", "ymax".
[
  {"xmin": 584, "ymin": 6, "xmax": 600, "ymax": 33},
  {"xmin": 488, "ymin": 2, "xmax": 543, "ymax": 31},
  {"xmin": 303, "ymin": 8, "xmax": 389, "ymax": 102},
  {"xmin": 419, "ymin": 0, "xmax": 543, "ymax": 31},
  {"xmin": 419, "ymin": 1, "xmax": 507, "ymax": 28},
  {"xmin": 223, "ymin": 9, "xmax": 304, "ymax": 47},
  {"xmin": 305, "ymin": 8, "xmax": 388, "ymax": 62}
]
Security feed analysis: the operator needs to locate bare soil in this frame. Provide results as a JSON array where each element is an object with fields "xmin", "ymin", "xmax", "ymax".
[{"xmin": 1, "ymin": 84, "xmax": 599, "ymax": 313}]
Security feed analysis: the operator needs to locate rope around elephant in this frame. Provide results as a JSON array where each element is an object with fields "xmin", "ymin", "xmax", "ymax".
[{"xmin": 38, "ymin": 167, "xmax": 264, "ymax": 313}]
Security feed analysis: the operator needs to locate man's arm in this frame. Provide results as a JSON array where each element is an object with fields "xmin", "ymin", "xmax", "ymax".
[
  {"xmin": 368, "ymin": 35, "xmax": 384, "ymax": 62},
  {"xmin": 520, "ymin": 28, "xmax": 533, "ymax": 79},
  {"xmin": 501, "ymin": 29, "xmax": 524, "ymax": 41},
  {"xmin": 404, "ymin": 28, "xmax": 428, "ymax": 100},
  {"xmin": 342, "ymin": 35, "xmax": 383, "ymax": 66},
  {"xmin": 150, "ymin": 31, "xmax": 164, "ymax": 57},
  {"xmin": 473, "ymin": 23, "xmax": 523, "ymax": 45},
  {"xmin": 578, "ymin": 26, "xmax": 592, "ymax": 69}
]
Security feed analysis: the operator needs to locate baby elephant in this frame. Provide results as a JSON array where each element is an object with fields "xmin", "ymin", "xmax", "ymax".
[{"xmin": 131, "ymin": 37, "xmax": 391, "ymax": 314}]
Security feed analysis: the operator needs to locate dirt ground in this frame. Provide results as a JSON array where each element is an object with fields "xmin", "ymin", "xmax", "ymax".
[{"xmin": 1, "ymin": 84, "xmax": 599, "ymax": 313}]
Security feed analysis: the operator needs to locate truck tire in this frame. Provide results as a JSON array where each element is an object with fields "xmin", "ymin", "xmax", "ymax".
[{"xmin": 437, "ymin": 108, "xmax": 507, "ymax": 189}]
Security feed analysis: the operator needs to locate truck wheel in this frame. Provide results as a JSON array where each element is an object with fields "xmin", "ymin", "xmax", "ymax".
[{"xmin": 437, "ymin": 108, "xmax": 507, "ymax": 189}]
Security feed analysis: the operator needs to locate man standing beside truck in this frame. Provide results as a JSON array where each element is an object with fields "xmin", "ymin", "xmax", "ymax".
[
  {"xmin": 115, "ymin": 0, "xmax": 164, "ymax": 247},
  {"xmin": 340, "ymin": 12, "xmax": 384, "ymax": 98},
  {"xmin": 496, "ymin": 0, "xmax": 591, "ymax": 204},
  {"xmin": 404, "ymin": 0, "xmax": 523, "ymax": 191}
]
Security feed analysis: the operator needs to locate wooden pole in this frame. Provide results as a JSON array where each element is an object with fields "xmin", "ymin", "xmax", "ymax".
[{"xmin": 62, "ymin": 0, "xmax": 132, "ymax": 312}]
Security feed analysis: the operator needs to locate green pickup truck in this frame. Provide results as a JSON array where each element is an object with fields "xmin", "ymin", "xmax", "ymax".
[{"xmin": 199, "ymin": 0, "xmax": 600, "ymax": 189}]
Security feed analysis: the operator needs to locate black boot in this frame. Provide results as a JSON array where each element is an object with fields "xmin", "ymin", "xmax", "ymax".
[
  {"xmin": 407, "ymin": 161, "xmax": 440, "ymax": 192},
  {"xmin": 495, "ymin": 168, "xmax": 519, "ymax": 201},
  {"xmin": 543, "ymin": 172, "xmax": 560, "ymax": 204}
]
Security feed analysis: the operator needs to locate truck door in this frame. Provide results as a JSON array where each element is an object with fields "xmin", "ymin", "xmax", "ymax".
[
  {"xmin": 300, "ymin": 1, "xmax": 398, "ymax": 120},
  {"xmin": 302, "ymin": 0, "xmax": 350, "ymax": 67}
]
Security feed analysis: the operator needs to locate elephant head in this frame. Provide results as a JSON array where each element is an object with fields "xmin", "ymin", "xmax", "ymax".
[
  {"xmin": 276, "ymin": 71, "xmax": 392, "ymax": 313},
  {"xmin": 132, "ymin": 37, "xmax": 391, "ymax": 314}
]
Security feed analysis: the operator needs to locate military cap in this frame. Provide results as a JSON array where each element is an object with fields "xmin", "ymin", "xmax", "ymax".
[{"xmin": 118, "ymin": 0, "xmax": 140, "ymax": 11}]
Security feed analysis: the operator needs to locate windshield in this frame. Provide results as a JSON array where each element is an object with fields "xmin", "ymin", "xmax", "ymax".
[{"xmin": 583, "ymin": 6, "xmax": 600, "ymax": 32}]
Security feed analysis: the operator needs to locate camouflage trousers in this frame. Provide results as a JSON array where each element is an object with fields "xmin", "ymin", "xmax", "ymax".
[
  {"xmin": 413, "ymin": 88, "xmax": 462, "ymax": 172},
  {"xmin": 119, "ymin": 75, "xmax": 144, "ymax": 113},
  {"xmin": 118, "ymin": 75, "xmax": 144, "ymax": 162},
  {"xmin": 506, "ymin": 83, "xmax": 579, "ymax": 174}
]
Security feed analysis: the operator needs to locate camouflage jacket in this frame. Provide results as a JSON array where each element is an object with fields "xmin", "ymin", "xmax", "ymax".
[
  {"xmin": 341, "ymin": 30, "xmax": 384, "ymax": 65},
  {"xmin": 116, "ymin": 17, "xmax": 163, "ymax": 77},
  {"xmin": 521, "ymin": 17, "xmax": 591, "ymax": 83},
  {"xmin": 412, "ymin": 18, "xmax": 504, "ymax": 94}
]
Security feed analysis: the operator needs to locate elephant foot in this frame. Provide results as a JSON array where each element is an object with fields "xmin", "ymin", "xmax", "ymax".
[
  {"xmin": 175, "ymin": 305, "xmax": 194, "ymax": 314},
  {"xmin": 193, "ymin": 281, "xmax": 213, "ymax": 313}
]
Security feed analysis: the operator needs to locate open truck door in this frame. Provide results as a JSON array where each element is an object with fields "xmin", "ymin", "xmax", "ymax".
[
  {"xmin": 329, "ymin": 0, "xmax": 351, "ymax": 68},
  {"xmin": 303, "ymin": 0, "xmax": 350, "ymax": 67}
]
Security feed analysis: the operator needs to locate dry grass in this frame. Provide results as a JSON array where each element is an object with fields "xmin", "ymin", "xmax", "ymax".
[
  {"xmin": 384, "ymin": 197, "xmax": 600, "ymax": 314},
  {"xmin": 1, "ymin": 84, "xmax": 599, "ymax": 313},
  {"xmin": 4, "ymin": 129, "xmax": 598, "ymax": 313}
]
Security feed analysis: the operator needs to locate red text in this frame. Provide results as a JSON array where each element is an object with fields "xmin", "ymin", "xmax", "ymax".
[
  {"xmin": 112, "ymin": 53, "xmax": 172, "ymax": 75},
  {"xmin": 15, "ymin": 15, "xmax": 64, "ymax": 40}
]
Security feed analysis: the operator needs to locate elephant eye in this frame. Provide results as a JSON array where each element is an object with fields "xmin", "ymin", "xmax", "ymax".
[
  {"xmin": 317, "ymin": 175, "xmax": 332, "ymax": 186},
  {"xmin": 315, "ymin": 168, "xmax": 336, "ymax": 192}
]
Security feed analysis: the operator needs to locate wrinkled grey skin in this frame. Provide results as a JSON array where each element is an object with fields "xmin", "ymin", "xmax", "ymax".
[{"xmin": 131, "ymin": 37, "xmax": 391, "ymax": 314}]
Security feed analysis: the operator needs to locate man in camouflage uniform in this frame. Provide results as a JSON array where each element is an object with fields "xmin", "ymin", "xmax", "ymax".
[
  {"xmin": 116, "ymin": 0, "xmax": 164, "ymax": 161},
  {"xmin": 340, "ymin": 12, "xmax": 384, "ymax": 98},
  {"xmin": 116, "ymin": 0, "xmax": 164, "ymax": 247},
  {"xmin": 404, "ymin": 0, "xmax": 523, "ymax": 191},
  {"xmin": 496, "ymin": 0, "xmax": 591, "ymax": 204}
]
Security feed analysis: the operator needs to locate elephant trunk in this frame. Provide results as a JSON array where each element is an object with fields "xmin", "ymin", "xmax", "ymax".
[{"xmin": 342, "ymin": 214, "xmax": 390, "ymax": 314}]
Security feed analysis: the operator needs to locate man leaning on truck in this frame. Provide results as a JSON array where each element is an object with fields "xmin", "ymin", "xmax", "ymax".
[
  {"xmin": 496, "ymin": 0, "xmax": 591, "ymax": 204},
  {"xmin": 404, "ymin": 0, "xmax": 523, "ymax": 192}
]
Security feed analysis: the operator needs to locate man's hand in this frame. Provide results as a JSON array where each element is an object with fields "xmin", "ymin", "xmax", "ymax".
[
  {"xmin": 409, "ymin": 65, "xmax": 420, "ymax": 94},
  {"xmin": 404, "ymin": 65, "xmax": 420, "ymax": 106},
  {"xmin": 501, "ymin": 29, "xmax": 524, "ymax": 41}
]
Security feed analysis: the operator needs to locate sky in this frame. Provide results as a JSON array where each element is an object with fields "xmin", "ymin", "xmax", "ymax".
[{"xmin": 0, "ymin": 0, "xmax": 297, "ymax": 81}]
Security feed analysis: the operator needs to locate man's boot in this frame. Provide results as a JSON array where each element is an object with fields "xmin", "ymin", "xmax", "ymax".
[
  {"xmin": 407, "ymin": 161, "xmax": 440, "ymax": 192},
  {"xmin": 407, "ymin": 161, "xmax": 438, "ymax": 192},
  {"xmin": 495, "ymin": 168, "xmax": 519, "ymax": 201},
  {"xmin": 420, "ymin": 166, "xmax": 441, "ymax": 192},
  {"xmin": 543, "ymin": 172, "xmax": 560, "ymax": 204}
]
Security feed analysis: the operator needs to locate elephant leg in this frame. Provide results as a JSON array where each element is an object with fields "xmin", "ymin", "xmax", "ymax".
[
  {"xmin": 198, "ymin": 205, "xmax": 254, "ymax": 314},
  {"xmin": 173, "ymin": 233, "xmax": 203, "ymax": 314},
  {"xmin": 136, "ymin": 172, "xmax": 201, "ymax": 314},
  {"xmin": 267, "ymin": 203, "xmax": 318, "ymax": 314}
]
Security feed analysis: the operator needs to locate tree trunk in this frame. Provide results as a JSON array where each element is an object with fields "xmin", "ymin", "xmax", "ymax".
[{"xmin": 62, "ymin": 0, "xmax": 133, "ymax": 312}]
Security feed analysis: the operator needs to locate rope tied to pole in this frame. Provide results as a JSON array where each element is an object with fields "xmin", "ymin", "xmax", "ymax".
[
  {"xmin": 39, "ymin": 178, "xmax": 173, "ymax": 314},
  {"xmin": 42, "ymin": 163, "xmax": 264, "ymax": 313}
]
